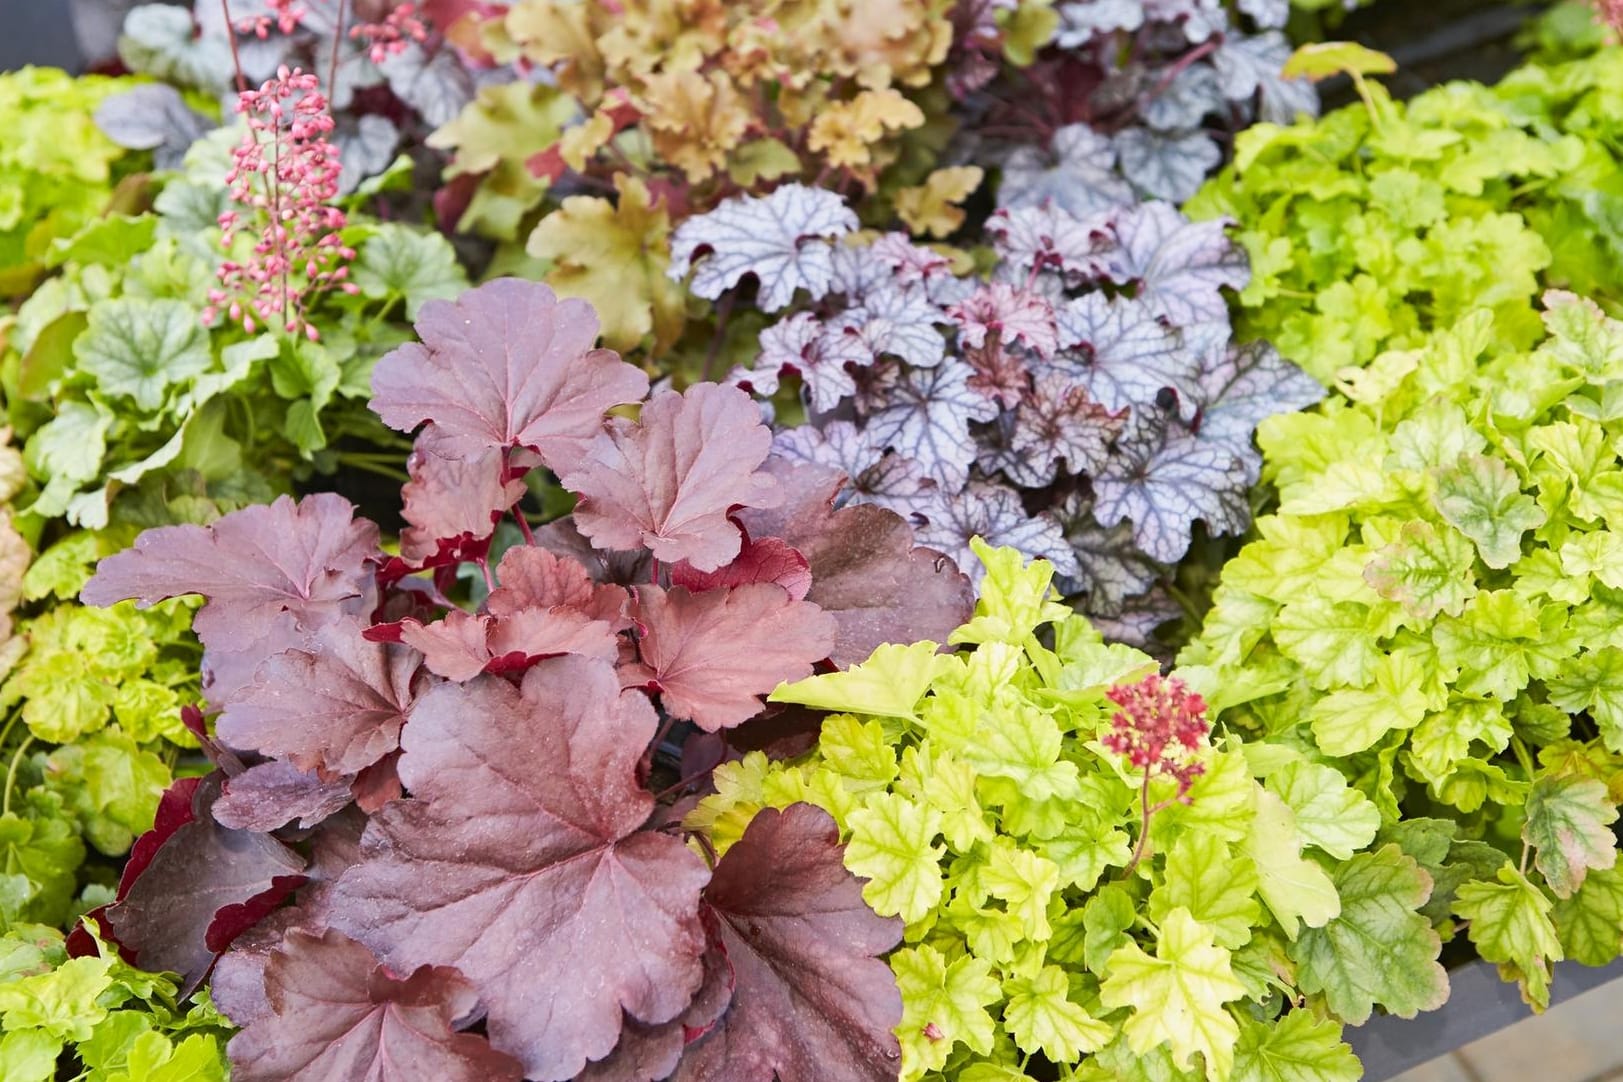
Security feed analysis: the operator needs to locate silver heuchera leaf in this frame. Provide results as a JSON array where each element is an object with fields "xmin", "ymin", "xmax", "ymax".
[
  {"xmin": 1056, "ymin": 495, "xmax": 1167, "ymax": 617},
  {"xmin": 1114, "ymin": 128, "xmax": 1223, "ymax": 203},
  {"xmin": 380, "ymin": 43, "xmax": 477, "ymax": 128},
  {"xmin": 1237, "ymin": 0, "xmax": 1291, "ymax": 30},
  {"xmin": 1193, "ymin": 341, "xmax": 1325, "ymax": 484},
  {"xmin": 773, "ymin": 421, "xmax": 883, "ymax": 488},
  {"xmin": 1108, "ymin": 201, "xmax": 1249, "ymax": 325},
  {"xmin": 998, "ymin": 124, "xmax": 1137, "ymax": 220},
  {"xmin": 914, "ymin": 482, "xmax": 1079, "ymax": 585},
  {"xmin": 1052, "ymin": 293, "xmax": 1198, "ymax": 416},
  {"xmin": 987, "ymin": 205, "xmax": 1122, "ymax": 283},
  {"xmin": 1091, "ymin": 587, "xmax": 1184, "ymax": 652},
  {"xmin": 861, "ymin": 360, "xmax": 999, "ymax": 486},
  {"xmin": 834, "ymin": 283, "xmax": 949, "ymax": 369},
  {"xmin": 670, "ymin": 185, "xmax": 859, "ymax": 311},
  {"xmin": 1092, "ymin": 411, "xmax": 1249, "ymax": 564},
  {"xmin": 741, "ymin": 312, "xmax": 870, "ymax": 413},
  {"xmin": 119, "ymin": 5, "xmax": 235, "ymax": 94},
  {"xmin": 1140, "ymin": 64, "xmax": 1225, "ymax": 132},
  {"xmin": 1053, "ymin": 0, "xmax": 1145, "ymax": 46},
  {"xmin": 94, "ymin": 84, "xmax": 212, "ymax": 170},
  {"xmin": 336, "ymin": 115, "xmax": 401, "ymax": 195},
  {"xmin": 1214, "ymin": 32, "xmax": 1320, "ymax": 124}
]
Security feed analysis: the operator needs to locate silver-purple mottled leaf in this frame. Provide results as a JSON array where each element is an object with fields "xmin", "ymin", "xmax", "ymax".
[
  {"xmin": 861, "ymin": 361, "xmax": 999, "ymax": 486},
  {"xmin": 669, "ymin": 185, "xmax": 858, "ymax": 311}
]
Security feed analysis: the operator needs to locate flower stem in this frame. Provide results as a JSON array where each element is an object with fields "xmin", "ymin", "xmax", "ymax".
[
  {"xmin": 1121, "ymin": 770, "xmax": 1154, "ymax": 880},
  {"xmin": 220, "ymin": 0, "xmax": 248, "ymax": 92}
]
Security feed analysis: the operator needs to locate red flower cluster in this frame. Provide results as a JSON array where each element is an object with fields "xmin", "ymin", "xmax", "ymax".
[
  {"xmin": 1102, "ymin": 673, "xmax": 1211, "ymax": 796},
  {"xmin": 351, "ymin": 3, "xmax": 430, "ymax": 64},
  {"xmin": 207, "ymin": 66, "xmax": 357, "ymax": 340}
]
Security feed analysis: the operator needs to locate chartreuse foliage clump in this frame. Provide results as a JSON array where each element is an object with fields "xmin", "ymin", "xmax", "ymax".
[
  {"xmin": 1180, "ymin": 292, "xmax": 1623, "ymax": 1010},
  {"xmin": 696, "ymin": 541, "xmax": 1414, "ymax": 1082},
  {"xmin": 0, "ymin": 69, "xmax": 140, "ymax": 298},
  {"xmin": 1188, "ymin": 51, "xmax": 1623, "ymax": 383}
]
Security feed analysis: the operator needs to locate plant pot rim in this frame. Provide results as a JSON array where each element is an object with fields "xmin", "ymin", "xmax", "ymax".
[{"xmin": 1349, "ymin": 957, "xmax": 1623, "ymax": 1081}]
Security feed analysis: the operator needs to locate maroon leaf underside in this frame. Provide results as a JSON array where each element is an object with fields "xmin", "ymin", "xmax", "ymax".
[
  {"xmin": 738, "ymin": 459, "xmax": 974, "ymax": 666},
  {"xmin": 106, "ymin": 778, "xmax": 306, "ymax": 991},
  {"xmin": 563, "ymin": 383, "xmax": 783, "ymax": 572},
  {"xmin": 672, "ymin": 804, "xmax": 904, "ymax": 1082},
  {"xmin": 627, "ymin": 584, "xmax": 837, "ymax": 732},
  {"xmin": 227, "ymin": 929, "xmax": 523, "ymax": 1082},
  {"xmin": 670, "ymin": 534, "xmax": 813, "ymax": 601},
  {"xmin": 368, "ymin": 278, "xmax": 649, "ymax": 470},
  {"xmin": 328, "ymin": 658, "xmax": 712, "ymax": 1081}
]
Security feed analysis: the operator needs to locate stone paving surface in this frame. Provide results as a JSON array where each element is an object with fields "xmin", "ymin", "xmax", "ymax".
[{"xmin": 1386, "ymin": 983, "xmax": 1623, "ymax": 1082}]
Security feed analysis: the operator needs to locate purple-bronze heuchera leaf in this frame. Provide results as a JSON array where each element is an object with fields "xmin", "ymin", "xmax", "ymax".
[
  {"xmin": 369, "ymin": 278, "xmax": 650, "ymax": 470},
  {"xmin": 564, "ymin": 383, "xmax": 782, "ymax": 572},
  {"xmin": 737, "ymin": 459, "xmax": 974, "ymax": 667},
  {"xmin": 398, "ymin": 433, "xmax": 527, "ymax": 567},
  {"xmin": 485, "ymin": 544, "xmax": 630, "ymax": 628},
  {"xmin": 383, "ymin": 606, "xmax": 617, "ymax": 682},
  {"xmin": 329, "ymin": 658, "xmax": 712, "ymax": 1081},
  {"xmin": 105, "ymin": 776, "xmax": 306, "ymax": 992},
  {"xmin": 670, "ymin": 804, "xmax": 904, "ymax": 1082},
  {"xmin": 212, "ymin": 761, "xmax": 354, "ymax": 833},
  {"xmin": 227, "ymin": 929, "xmax": 523, "ymax": 1082},
  {"xmin": 668, "ymin": 184, "xmax": 858, "ymax": 311},
  {"xmin": 625, "ymin": 584, "xmax": 836, "ymax": 731},
  {"xmin": 80, "ymin": 493, "xmax": 379, "ymax": 657},
  {"xmin": 218, "ymin": 616, "xmax": 421, "ymax": 778}
]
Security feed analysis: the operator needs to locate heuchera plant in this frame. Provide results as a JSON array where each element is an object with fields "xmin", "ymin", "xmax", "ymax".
[
  {"xmin": 1187, "ymin": 50, "xmax": 1623, "ymax": 383},
  {"xmin": 670, "ymin": 182, "xmax": 1323, "ymax": 641},
  {"xmin": 1180, "ymin": 293, "xmax": 1623, "ymax": 1010},
  {"xmin": 965, "ymin": 0, "xmax": 1318, "ymax": 205},
  {"xmin": 695, "ymin": 543, "xmax": 1380, "ymax": 1082},
  {"xmin": 74, "ymin": 279, "xmax": 977, "ymax": 1080}
]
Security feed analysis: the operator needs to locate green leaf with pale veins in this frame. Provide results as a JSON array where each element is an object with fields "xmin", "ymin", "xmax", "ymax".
[
  {"xmin": 1272, "ymin": 600, "xmax": 1382, "ymax": 691},
  {"xmin": 72, "ymin": 297, "xmax": 211, "ymax": 412},
  {"xmin": 1289, "ymin": 845, "xmax": 1448, "ymax": 1024},
  {"xmin": 1455, "ymin": 865, "xmax": 1563, "ymax": 1010},
  {"xmin": 1431, "ymin": 455, "xmax": 1546, "ymax": 570},
  {"xmin": 891, "ymin": 945, "xmax": 1001, "ymax": 1077},
  {"xmin": 1001, "ymin": 965, "xmax": 1111, "ymax": 1064},
  {"xmin": 1553, "ymin": 864, "xmax": 1623, "ymax": 967},
  {"xmin": 1309, "ymin": 649, "xmax": 1433, "ymax": 757},
  {"xmin": 1232, "ymin": 1012, "xmax": 1362, "ymax": 1082},
  {"xmin": 1099, "ymin": 908, "xmax": 1248, "ymax": 1082},
  {"xmin": 1547, "ymin": 646, "xmax": 1623, "ymax": 753},
  {"xmin": 1148, "ymin": 834, "xmax": 1262, "ymax": 950},
  {"xmin": 1522, "ymin": 772, "xmax": 1618, "ymax": 899},
  {"xmin": 1267, "ymin": 761, "xmax": 1381, "ymax": 861},
  {"xmin": 1245, "ymin": 788, "xmax": 1341, "ymax": 940},
  {"xmin": 844, "ymin": 791, "xmax": 945, "ymax": 923},
  {"xmin": 350, "ymin": 225, "xmax": 469, "ymax": 319},
  {"xmin": 1363, "ymin": 520, "xmax": 1478, "ymax": 620}
]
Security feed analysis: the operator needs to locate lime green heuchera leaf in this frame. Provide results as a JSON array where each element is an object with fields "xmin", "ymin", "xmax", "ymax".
[
  {"xmin": 1454, "ymin": 866, "xmax": 1564, "ymax": 1009},
  {"xmin": 1266, "ymin": 761, "xmax": 1381, "ymax": 862},
  {"xmin": 1431, "ymin": 455, "xmax": 1546, "ymax": 570},
  {"xmin": 891, "ymin": 945, "xmax": 1000, "ymax": 1079},
  {"xmin": 1289, "ymin": 845, "xmax": 1447, "ymax": 1024},
  {"xmin": 1244, "ymin": 789, "xmax": 1341, "ymax": 939},
  {"xmin": 1547, "ymin": 646, "xmax": 1623, "ymax": 752},
  {"xmin": 1149, "ymin": 835, "xmax": 1262, "ymax": 951},
  {"xmin": 1521, "ymin": 773, "xmax": 1619, "ymax": 899},
  {"xmin": 1553, "ymin": 864, "xmax": 1623, "ymax": 967},
  {"xmin": 1001, "ymin": 965, "xmax": 1111, "ymax": 1064},
  {"xmin": 1099, "ymin": 907, "xmax": 1247, "ymax": 1082},
  {"xmin": 771, "ymin": 641, "xmax": 943, "ymax": 719},
  {"xmin": 951, "ymin": 537, "xmax": 1072, "ymax": 647},
  {"xmin": 1309, "ymin": 648, "xmax": 1434, "ymax": 756},
  {"xmin": 844, "ymin": 792, "xmax": 945, "ymax": 923},
  {"xmin": 1231, "ymin": 1012, "xmax": 1362, "ymax": 1082},
  {"xmin": 1363, "ymin": 520, "xmax": 1478, "ymax": 620}
]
